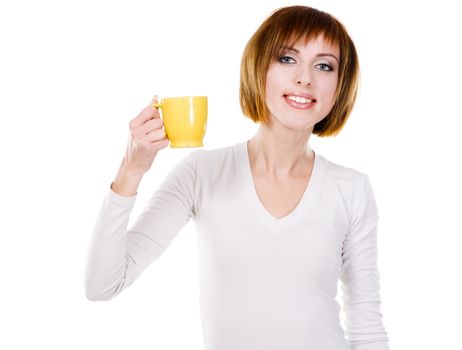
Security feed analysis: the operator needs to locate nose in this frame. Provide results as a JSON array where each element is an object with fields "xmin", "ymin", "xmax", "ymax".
[
  {"xmin": 297, "ymin": 80, "xmax": 311, "ymax": 87},
  {"xmin": 296, "ymin": 66, "xmax": 312, "ymax": 87}
]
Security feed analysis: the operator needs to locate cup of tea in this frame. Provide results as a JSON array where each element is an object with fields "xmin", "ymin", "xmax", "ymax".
[{"xmin": 153, "ymin": 96, "xmax": 207, "ymax": 148}]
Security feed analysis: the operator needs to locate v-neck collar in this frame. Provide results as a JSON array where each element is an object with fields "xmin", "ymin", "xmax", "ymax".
[{"xmin": 237, "ymin": 140, "xmax": 322, "ymax": 226}]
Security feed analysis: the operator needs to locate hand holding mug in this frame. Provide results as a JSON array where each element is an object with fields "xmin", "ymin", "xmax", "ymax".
[{"xmin": 123, "ymin": 96, "xmax": 170, "ymax": 176}]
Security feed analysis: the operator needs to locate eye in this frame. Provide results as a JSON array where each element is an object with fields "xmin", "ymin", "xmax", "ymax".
[
  {"xmin": 316, "ymin": 63, "xmax": 334, "ymax": 72},
  {"xmin": 278, "ymin": 55, "xmax": 296, "ymax": 64}
]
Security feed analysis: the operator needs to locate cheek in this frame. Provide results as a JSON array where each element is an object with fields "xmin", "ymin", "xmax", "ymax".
[
  {"xmin": 264, "ymin": 73, "xmax": 282, "ymax": 108},
  {"xmin": 324, "ymin": 77, "xmax": 339, "ymax": 104},
  {"xmin": 265, "ymin": 70, "xmax": 278, "ymax": 95}
]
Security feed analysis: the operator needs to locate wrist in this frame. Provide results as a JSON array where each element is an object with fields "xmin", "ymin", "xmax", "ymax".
[{"xmin": 112, "ymin": 165, "xmax": 144, "ymax": 197}]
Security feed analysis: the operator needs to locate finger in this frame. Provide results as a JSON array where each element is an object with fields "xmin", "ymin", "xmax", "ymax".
[
  {"xmin": 150, "ymin": 94, "xmax": 161, "ymax": 113},
  {"xmin": 133, "ymin": 117, "xmax": 163, "ymax": 137},
  {"xmin": 145, "ymin": 128, "xmax": 167, "ymax": 143},
  {"xmin": 150, "ymin": 138, "xmax": 170, "ymax": 151},
  {"xmin": 130, "ymin": 98, "xmax": 161, "ymax": 129}
]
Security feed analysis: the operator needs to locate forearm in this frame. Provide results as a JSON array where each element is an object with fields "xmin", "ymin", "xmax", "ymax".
[
  {"xmin": 111, "ymin": 161, "xmax": 145, "ymax": 197},
  {"xmin": 85, "ymin": 189, "xmax": 137, "ymax": 301}
]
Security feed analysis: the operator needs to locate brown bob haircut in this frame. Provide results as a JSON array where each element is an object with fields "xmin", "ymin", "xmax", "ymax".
[{"xmin": 239, "ymin": 5, "xmax": 360, "ymax": 137}]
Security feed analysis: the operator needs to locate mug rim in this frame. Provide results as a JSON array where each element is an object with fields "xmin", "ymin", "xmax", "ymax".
[{"xmin": 161, "ymin": 96, "xmax": 207, "ymax": 101}]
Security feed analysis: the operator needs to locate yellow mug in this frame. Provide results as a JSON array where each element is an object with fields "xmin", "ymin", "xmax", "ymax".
[{"xmin": 153, "ymin": 96, "xmax": 207, "ymax": 148}]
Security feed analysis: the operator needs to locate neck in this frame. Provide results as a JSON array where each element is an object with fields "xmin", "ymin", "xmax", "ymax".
[{"xmin": 247, "ymin": 124, "xmax": 315, "ymax": 177}]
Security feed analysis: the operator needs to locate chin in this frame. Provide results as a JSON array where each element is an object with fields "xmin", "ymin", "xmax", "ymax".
[{"xmin": 278, "ymin": 117, "xmax": 316, "ymax": 131}]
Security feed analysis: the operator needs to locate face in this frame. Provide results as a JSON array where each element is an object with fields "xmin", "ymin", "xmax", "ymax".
[{"xmin": 265, "ymin": 35, "xmax": 340, "ymax": 131}]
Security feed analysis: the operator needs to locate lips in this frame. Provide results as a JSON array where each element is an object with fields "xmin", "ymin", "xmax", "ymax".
[{"xmin": 283, "ymin": 93, "xmax": 317, "ymax": 109}]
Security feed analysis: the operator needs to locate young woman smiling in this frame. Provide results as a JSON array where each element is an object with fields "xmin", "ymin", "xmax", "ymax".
[{"xmin": 86, "ymin": 6, "xmax": 390, "ymax": 350}]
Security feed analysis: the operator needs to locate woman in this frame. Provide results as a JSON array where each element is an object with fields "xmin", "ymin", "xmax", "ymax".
[{"xmin": 86, "ymin": 5, "xmax": 390, "ymax": 350}]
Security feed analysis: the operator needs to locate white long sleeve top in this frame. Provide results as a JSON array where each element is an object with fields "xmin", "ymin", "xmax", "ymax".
[{"xmin": 85, "ymin": 140, "xmax": 390, "ymax": 350}]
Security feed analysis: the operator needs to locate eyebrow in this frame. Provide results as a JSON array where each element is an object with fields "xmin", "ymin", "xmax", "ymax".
[{"xmin": 281, "ymin": 46, "xmax": 339, "ymax": 64}]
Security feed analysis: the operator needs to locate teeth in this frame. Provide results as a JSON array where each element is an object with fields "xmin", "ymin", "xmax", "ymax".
[{"xmin": 286, "ymin": 95, "xmax": 313, "ymax": 103}]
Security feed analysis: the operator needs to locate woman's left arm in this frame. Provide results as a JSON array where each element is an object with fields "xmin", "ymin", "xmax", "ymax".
[{"xmin": 339, "ymin": 174, "xmax": 390, "ymax": 350}]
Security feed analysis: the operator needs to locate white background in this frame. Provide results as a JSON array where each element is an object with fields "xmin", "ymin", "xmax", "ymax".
[{"xmin": 1, "ymin": 0, "xmax": 461, "ymax": 349}]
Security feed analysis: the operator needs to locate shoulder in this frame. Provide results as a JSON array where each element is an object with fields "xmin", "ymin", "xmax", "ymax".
[
  {"xmin": 318, "ymin": 154, "xmax": 375, "ymax": 205},
  {"xmin": 180, "ymin": 142, "xmax": 244, "ymax": 184},
  {"xmin": 320, "ymin": 153, "xmax": 377, "ymax": 207},
  {"xmin": 319, "ymin": 154, "xmax": 369, "ymax": 188},
  {"xmin": 188, "ymin": 142, "xmax": 243, "ymax": 168},
  {"xmin": 318, "ymin": 154, "xmax": 378, "ymax": 219}
]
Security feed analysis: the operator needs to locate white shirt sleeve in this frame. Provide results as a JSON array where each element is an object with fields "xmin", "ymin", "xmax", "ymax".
[
  {"xmin": 339, "ymin": 175, "xmax": 390, "ymax": 350},
  {"xmin": 85, "ymin": 152, "xmax": 198, "ymax": 301}
]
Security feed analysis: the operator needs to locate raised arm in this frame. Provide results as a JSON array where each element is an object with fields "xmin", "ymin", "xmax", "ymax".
[{"xmin": 85, "ymin": 96, "xmax": 197, "ymax": 301}]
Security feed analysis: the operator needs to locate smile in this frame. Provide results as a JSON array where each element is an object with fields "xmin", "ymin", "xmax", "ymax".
[
  {"xmin": 286, "ymin": 95, "xmax": 314, "ymax": 103},
  {"xmin": 284, "ymin": 94, "xmax": 317, "ymax": 109}
]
